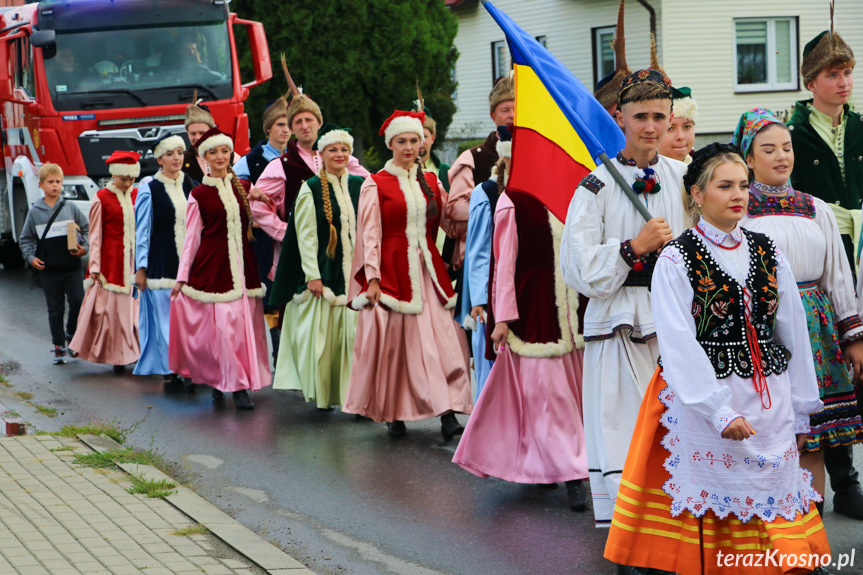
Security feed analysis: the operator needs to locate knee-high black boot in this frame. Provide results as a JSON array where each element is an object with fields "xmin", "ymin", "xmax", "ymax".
[
  {"xmin": 270, "ymin": 327, "xmax": 281, "ymax": 368},
  {"xmin": 824, "ymin": 444, "xmax": 863, "ymax": 520}
]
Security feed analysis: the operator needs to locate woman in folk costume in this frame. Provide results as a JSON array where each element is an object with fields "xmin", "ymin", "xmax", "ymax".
[
  {"xmin": 169, "ymin": 128, "xmax": 271, "ymax": 410},
  {"xmin": 344, "ymin": 111, "xmax": 472, "ymax": 440},
  {"xmin": 452, "ymin": 152, "xmax": 589, "ymax": 512},
  {"xmin": 605, "ymin": 144, "xmax": 829, "ymax": 575},
  {"xmin": 133, "ymin": 135, "xmax": 196, "ymax": 382},
  {"xmin": 69, "ymin": 151, "xmax": 141, "ymax": 373},
  {"xmin": 658, "ymin": 87, "xmax": 697, "ymax": 164},
  {"xmin": 735, "ymin": 108, "xmax": 863, "ymax": 515},
  {"xmin": 459, "ymin": 125, "xmax": 512, "ymax": 398},
  {"xmin": 268, "ymin": 125, "xmax": 361, "ymax": 410}
]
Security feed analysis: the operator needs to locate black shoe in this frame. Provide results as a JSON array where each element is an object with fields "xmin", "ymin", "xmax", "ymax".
[
  {"xmin": 65, "ymin": 334, "xmax": 79, "ymax": 358},
  {"xmin": 565, "ymin": 480, "xmax": 589, "ymax": 511},
  {"xmin": 317, "ymin": 407, "xmax": 335, "ymax": 412},
  {"xmin": 112, "ymin": 365, "xmax": 126, "ymax": 374},
  {"xmin": 815, "ymin": 501, "xmax": 824, "ymax": 517},
  {"xmin": 211, "ymin": 388, "xmax": 225, "ymax": 401},
  {"xmin": 440, "ymin": 412, "xmax": 464, "ymax": 442},
  {"xmin": 233, "ymin": 389, "xmax": 254, "ymax": 410},
  {"xmin": 538, "ymin": 483, "xmax": 559, "ymax": 489},
  {"xmin": 825, "ymin": 444, "xmax": 863, "ymax": 520},
  {"xmin": 615, "ymin": 566, "xmax": 677, "ymax": 575},
  {"xmin": 387, "ymin": 421, "xmax": 407, "ymax": 436},
  {"xmin": 52, "ymin": 345, "xmax": 67, "ymax": 365}
]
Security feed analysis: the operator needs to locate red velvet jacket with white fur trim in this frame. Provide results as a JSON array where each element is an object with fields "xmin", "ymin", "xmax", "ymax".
[
  {"xmin": 349, "ymin": 161, "xmax": 455, "ymax": 314},
  {"xmin": 86, "ymin": 183, "xmax": 137, "ymax": 294}
]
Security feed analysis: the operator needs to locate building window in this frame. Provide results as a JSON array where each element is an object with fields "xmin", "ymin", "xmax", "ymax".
[
  {"xmin": 535, "ymin": 35, "xmax": 547, "ymax": 48},
  {"xmin": 491, "ymin": 40, "xmax": 510, "ymax": 84},
  {"xmin": 734, "ymin": 17, "xmax": 798, "ymax": 92},
  {"xmin": 592, "ymin": 26, "xmax": 616, "ymax": 87}
]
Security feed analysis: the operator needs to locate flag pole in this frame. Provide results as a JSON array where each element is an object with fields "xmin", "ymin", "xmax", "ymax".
[{"xmin": 597, "ymin": 153, "xmax": 653, "ymax": 222}]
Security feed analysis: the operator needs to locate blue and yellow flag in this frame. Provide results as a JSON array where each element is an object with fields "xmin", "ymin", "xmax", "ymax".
[{"xmin": 484, "ymin": 1, "xmax": 625, "ymax": 222}]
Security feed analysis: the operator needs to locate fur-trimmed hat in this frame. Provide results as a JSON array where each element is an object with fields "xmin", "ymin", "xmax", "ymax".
[
  {"xmin": 262, "ymin": 97, "xmax": 289, "ymax": 134},
  {"xmin": 152, "ymin": 134, "xmax": 186, "ymax": 159},
  {"xmin": 195, "ymin": 127, "xmax": 233, "ymax": 159},
  {"xmin": 379, "ymin": 111, "xmax": 425, "ymax": 149},
  {"xmin": 489, "ymin": 75, "xmax": 514, "ymax": 115},
  {"xmin": 280, "ymin": 56, "xmax": 323, "ymax": 127},
  {"xmin": 595, "ymin": 0, "xmax": 631, "ymax": 109},
  {"xmin": 184, "ymin": 90, "xmax": 215, "ymax": 130},
  {"xmin": 315, "ymin": 123, "xmax": 354, "ymax": 155},
  {"xmin": 106, "ymin": 150, "xmax": 141, "ymax": 178},
  {"xmin": 802, "ymin": 30, "xmax": 855, "ymax": 88},
  {"xmin": 670, "ymin": 86, "xmax": 697, "ymax": 123}
]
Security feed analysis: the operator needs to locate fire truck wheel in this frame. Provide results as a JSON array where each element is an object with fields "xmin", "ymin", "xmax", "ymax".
[{"xmin": 0, "ymin": 241, "xmax": 25, "ymax": 269}]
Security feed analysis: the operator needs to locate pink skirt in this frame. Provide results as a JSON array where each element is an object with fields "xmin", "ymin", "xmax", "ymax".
[
  {"xmin": 344, "ymin": 263, "xmax": 473, "ymax": 422},
  {"xmin": 69, "ymin": 282, "xmax": 139, "ymax": 366},
  {"xmin": 169, "ymin": 294, "xmax": 271, "ymax": 392},
  {"xmin": 453, "ymin": 346, "xmax": 588, "ymax": 483}
]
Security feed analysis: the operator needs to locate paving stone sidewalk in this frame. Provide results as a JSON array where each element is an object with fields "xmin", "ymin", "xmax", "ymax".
[{"xmin": 0, "ymin": 434, "xmax": 300, "ymax": 575}]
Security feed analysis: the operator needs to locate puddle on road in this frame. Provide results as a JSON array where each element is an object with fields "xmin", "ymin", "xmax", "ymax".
[
  {"xmin": 319, "ymin": 527, "xmax": 448, "ymax": 575},
  {"xmin": 185, "ymin": 454, "xmax": 225, "ymax": 469},
  {"xmin": 227, "ymin": 485, "xmax": 269, "ymax": 504}
]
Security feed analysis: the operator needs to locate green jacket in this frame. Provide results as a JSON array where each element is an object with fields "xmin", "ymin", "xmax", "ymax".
[
  {"xmin": 268, "ymin": 173, "xmax": 363, "ymax": 308},
  {"xmin": 429, "ymin": 150, "xmax": 451, "ymax": 193},
  {"xmin": 788, "ymin": 100, "xmax": 863, "ymax": 210}
]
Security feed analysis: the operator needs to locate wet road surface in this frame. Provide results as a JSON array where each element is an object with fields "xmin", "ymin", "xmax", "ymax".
[{"xmin": 1, "ymin": 266, "xmax": 861, "ymax": 575}]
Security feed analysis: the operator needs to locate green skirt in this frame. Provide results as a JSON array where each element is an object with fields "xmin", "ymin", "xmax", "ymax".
[{"xmin": 798, "ymin": 281, "xmax": 863, "ymax": 452}]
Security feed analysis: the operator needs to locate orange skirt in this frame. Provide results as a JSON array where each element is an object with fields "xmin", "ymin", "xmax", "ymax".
[{"xmin": 604, "ymin": 368, "xmax": 830, "ymax": 574}]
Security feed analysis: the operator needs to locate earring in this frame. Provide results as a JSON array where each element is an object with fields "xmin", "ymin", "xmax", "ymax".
[{"xmin": 696, "ymin": 204, "xmax": 702, "ymax": 213}]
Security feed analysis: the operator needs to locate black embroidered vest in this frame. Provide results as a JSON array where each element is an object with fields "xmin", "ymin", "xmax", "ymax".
[
  {"xmin": 147, "ymin": 175, "xmax": 195, "ymax": 281},
  {"xmin": 667, "ymin": 228, "xmax": 790, "ymax": 379},
  {"xmin": 244, "ymin": 141, "xmax": 270, "ymax": 184}
]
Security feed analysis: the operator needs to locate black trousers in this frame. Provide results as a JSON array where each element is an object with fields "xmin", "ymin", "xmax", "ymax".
[{"xmin": 40, "ymin": 268, "xmax": 84, "ymax": 346}]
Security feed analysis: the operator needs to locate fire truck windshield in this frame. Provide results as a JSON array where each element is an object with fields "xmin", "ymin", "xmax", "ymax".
[{"xmin": 45, "ymin": 21, "xmax": 233, "ymax": 111}]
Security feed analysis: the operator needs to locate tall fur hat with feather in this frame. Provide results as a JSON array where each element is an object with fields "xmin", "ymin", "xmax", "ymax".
[
  {"xmin": 593, "ymin": 0, "xmax": 631, "ymax": 109},
  {"xmin": 283, "ymin": 56, "xmax": 323, "ymax": 127},
  {"xmin": 801, "ymin": 1, "xmax": 855, "ymax": 88}
]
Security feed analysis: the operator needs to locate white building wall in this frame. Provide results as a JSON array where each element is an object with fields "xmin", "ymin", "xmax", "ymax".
[
  {"xmin": 449, "ymin": 0, "xmax": 663, "ymax": 140},
  {"xmin": 660, "ymin": 0, "xmax": 862, "ymax": 135}
]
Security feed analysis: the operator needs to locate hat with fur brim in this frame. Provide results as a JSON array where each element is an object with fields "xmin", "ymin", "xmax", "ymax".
[
  {"xmin": 152, "ymin": 135, "xmax": 186, "ymax": 159},
  {"xmin": 670, "ymin": 86, "xmax": 697, "ymax": 123},
  {"xmin": 263, "ymin": 97, "xmax": 289, "ymax": 134},
  {"xmin": 184, "ymin": 90, "xmax": 215, "ymax": 130},
  {"xmin": 315, "ymin": 123, "xmax": 354, "ymax": 155},
  {"xmin": 379, "ymin": 111, "xmax": 425, "ymax": 149},
  {"xmin": 106, "ymin": 150, "xmax": 141, "ymax": 178},
  {"xmin": 802, "ymin": 30, "xmax": 855, "ymax": 87},
  {"xmin": 489, "ymin": 75, "xmax": 514, "ymax": 115},
  {"xmin": 495, "ymin": 125, "xmax": 513, "ymax": 159},
  {"xmin": 278, "ymin": 55, "xmax": 323, "ymax": 127},
  {"xmin": 195, "ymin": 127, "xmax": 233, "ymax": 159}
]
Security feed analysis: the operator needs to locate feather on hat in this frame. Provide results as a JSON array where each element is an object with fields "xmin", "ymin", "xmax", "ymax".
[
  {"xmin": 801, "ymin": 1, "xmax": 855, "ymax": 87},
  {"xmin": 282, "ymin": 56, "xmax": 323, "ymax": 127},
  {"xmin": 594, "ymin": 0, "xmax": 631, "ymax": 109}
]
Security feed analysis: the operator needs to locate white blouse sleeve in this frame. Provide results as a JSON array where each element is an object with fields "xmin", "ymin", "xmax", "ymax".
[
  {"xmin": 561, "ymin": 186, "xmax": 632, "ymax": 299},
  {"xmin": 652, "ymin": 246, "xmax": 741, "ymax": 434},
  {"xmin": 814, "ymin": 198, "xmax": 863, "ymax": 340},
  {"xmin": 772, "ymin": 248, "xmax": 825, "ymax": 433}
]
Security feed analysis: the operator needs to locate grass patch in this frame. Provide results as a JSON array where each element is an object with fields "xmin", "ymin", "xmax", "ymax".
[
  {"xmin": 127, "ymin": 474, "xmax": 176, "ymax": 498},
  {"xmin": 13, "ymin": 391, "xmax": 32, "ymax": 400},
  {"xmin": 170, "ymin": 524, "xmax": 209, "ymax": 536},
  {"xmin": 3, "ymin": 410, "xmax": 21, "ymax": 418},
  {"xmin": 0, "ymin": 374, "xmax": 10, "ymax": 388},
  {"xmin": 56, "ymin": 422, "xmax": 126, "ymax": 444},
  {"xmin": 34, "ymin": 405, "xmax": 57, "ymax": 417},
  {"xmin": 72, "ymin": 447, "xmax": 163, "ymax": 470},
  {"xmin": 49, "ymin": 445, "xmax": 75, "ymax": 452}
]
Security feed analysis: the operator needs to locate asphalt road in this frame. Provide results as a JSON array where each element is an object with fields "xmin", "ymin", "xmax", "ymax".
[{"xmin": 1, "ymin": 266, "xmax": 861, "ymax": 575}]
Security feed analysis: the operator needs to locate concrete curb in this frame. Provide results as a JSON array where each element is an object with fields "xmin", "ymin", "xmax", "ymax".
[{"xmin": 77, "ymin": 433, "xmax": 315, "ymax": 575}]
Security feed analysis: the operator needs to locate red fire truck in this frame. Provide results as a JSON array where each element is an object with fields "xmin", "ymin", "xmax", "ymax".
[{"xmin": 0, "ymin": 0, "xmax": 271, "ymax": 268}]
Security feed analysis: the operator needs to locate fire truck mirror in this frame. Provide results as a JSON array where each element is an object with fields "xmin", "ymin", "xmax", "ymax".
[{"xmin": 30, "ymin": 30, "xmax": 56, "ymax": 59}]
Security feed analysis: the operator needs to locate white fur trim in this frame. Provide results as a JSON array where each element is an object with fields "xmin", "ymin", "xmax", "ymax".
[
  {"xmin": 83, "ymin": 277, "xmax": 94, "ymax": 290},
  {"xmin": 317, "ymin": 130, "xmax": 354, "ymax": 155},
  {"xmin": 97, "ymin": 183, "xmax": 136, "ymax": 294},
  {"xmin": 329, "ymin": 172, "xmax": 357, "ymax": 302},
  {"xmin": 109, "ymin": 162, "xmax": 141, "ymax": 178},
  {"xmin": 291, "ymin": 286, "xmax": 348, "ymax": 307},
  {"xmin": 673, "ymin": 96, "xmax": 697, "ymax": 123},
  {"xmin": 196, "ymin": 134, "xmax": 234, "ymax": 158},
  {"xmin": 153, "ymin": 135, "xmax": 186, "ymax": 159},
  {"xmin": 462, "ymin": 314, "xmax": 478, "ymax": 331},
  {"xmin": 154, "ymin": 171, "xmax": 188, "ymax": 264},
  {"xmin": 504, "ymin": 211, "xmax": 584, "ymax": 357},
  {"xmin": 146, "ymin": 277, "xmax": 178, "ymax": 290},
  {"xmin": 495, "ymin": 140, "xmax": 512, "ymax": 159},
  {"xmin": 384, "ymin": 117, "xmax": 424, "ymax": 149},
  {"xmin": 180, "ymin": 176, "xmax": 264, "ymax": 303}
]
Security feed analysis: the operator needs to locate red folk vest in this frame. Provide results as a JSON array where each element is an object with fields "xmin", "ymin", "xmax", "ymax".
[
  {"xmin": 351, "ymin": 162, "xmax": 455, "ymax": 314},
  {"xmin": 182, "ymin": 176, "xmax": 265, "ymax": 303},
  {"xmin": 487, "ymin": 191, "xmax": 584, "ymax": 358},
  {"xmin": 92, "ymin": 184, "xmax": 136, "ymax": 293}
]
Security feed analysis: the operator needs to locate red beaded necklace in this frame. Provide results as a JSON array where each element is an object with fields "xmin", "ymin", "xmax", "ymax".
[{"xmin": 695, "ymin": 224, "xmax": 742, "ymax": 250}]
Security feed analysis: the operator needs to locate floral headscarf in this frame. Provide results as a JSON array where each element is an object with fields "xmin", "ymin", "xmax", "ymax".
[{"xmin": 731, "ymin": 108, "xmax": 783, "ymax": 157}]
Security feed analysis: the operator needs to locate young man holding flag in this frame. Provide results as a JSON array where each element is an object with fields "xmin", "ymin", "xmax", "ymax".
[{"xmin": 561, "ymin": 69, "xmax": 688, "ymax": 526}]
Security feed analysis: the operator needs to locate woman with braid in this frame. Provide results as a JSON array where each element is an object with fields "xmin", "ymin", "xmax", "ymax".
[
  {"xmin": 344, "ymin": 111, "xmax": 472, "ymax": 441},
  {"xmin": 169, "ymin": 128, "xmax": 272, "ymax": 410},
  {"xmin": 268, "ymin": 125, "xmax": 362, "ymax": 410}
]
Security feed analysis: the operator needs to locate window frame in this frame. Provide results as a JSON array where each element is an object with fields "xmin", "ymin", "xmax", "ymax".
[
  {"xmin": 591, "ymin": 25, "xmax": 617, "ymax": 88},
  {"xmin": 733, "ymin": 16, "xmax": 799, "ymax": 93},
  {"xmin": 490, "ymin": 39, "xmax": 511, "ymax": 86}
]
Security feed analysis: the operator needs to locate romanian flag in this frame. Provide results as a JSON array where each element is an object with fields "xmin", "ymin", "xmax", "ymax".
[{"xmin": 484, "ymin": 1, "xmax": 626, "ymax": 222}]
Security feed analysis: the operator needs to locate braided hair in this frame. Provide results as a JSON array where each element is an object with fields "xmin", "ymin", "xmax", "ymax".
[
  {"xmin": 319, "ymin": 168, "xmax": 338, "ymax": 259},
  {"xmin": 414, "ymin": 159, "xmax": 439, "ymax": 219},
  {"xmin": 227, "ymin": 165, "xmax": 255, "ymax": 242}
]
